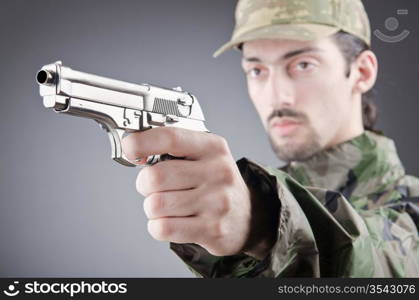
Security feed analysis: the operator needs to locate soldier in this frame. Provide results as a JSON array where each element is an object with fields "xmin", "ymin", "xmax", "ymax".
[{"xmin": 122, "ymin": 0, "xmax": 419, "ymax": 277}]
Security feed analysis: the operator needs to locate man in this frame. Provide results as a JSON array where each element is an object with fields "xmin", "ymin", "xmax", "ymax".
[{"xmin": 122, "ymin": 0, "xmax": 419, "ymax": 277}]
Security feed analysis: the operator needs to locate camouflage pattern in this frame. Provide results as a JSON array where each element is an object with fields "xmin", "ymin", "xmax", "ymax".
[
  {"xmin": 214, "ymin": 0, "xmax": 371, "ymax": 57},
  {"xmin": 170, "ymin": 130, "xmax": 419, "ymax": 277}
]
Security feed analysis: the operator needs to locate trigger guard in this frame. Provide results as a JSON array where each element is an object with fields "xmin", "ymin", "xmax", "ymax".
[{"xmin": 107, "ymin": 128, "xmax": 136, "ymax": 167}]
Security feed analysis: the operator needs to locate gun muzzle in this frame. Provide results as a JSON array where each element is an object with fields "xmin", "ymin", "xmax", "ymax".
[{"xmin": 36, "ymin": 70, "xmax": 55, "ymax": 85}]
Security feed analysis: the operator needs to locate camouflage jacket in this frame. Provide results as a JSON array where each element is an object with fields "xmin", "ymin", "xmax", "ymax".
[{"xmin": 170, "ymin": 130, "xmax": 419, "ymax": 277}]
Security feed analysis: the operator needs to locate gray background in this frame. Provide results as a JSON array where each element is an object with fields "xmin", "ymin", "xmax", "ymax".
[{"xmin": 0, "ymin": 0, "xmax": 418, "ymax": 277}]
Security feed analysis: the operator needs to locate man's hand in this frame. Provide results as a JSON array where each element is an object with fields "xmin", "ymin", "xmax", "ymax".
[{"xmin": 121, "ymin": 127, "xmax": 257, "ymax": 257}]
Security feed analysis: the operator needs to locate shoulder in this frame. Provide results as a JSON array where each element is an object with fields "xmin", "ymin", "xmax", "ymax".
[{"xmin": 397, "ymin": 174, "xmax": 419, "ymax": 197}]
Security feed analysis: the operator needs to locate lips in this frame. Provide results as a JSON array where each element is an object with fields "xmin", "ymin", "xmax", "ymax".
[{"xmin": 270, "ymin": 118, "xmax": 302, "ymax": 136}]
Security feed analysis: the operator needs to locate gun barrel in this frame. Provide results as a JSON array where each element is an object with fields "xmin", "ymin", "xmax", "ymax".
[
  {"xmin": 37, "ymin": 61, "xmax": 206, "ymax": 121},
  {"xmin": 61, "ymin": 67, "xmax": 150, "ymax": 96},
  {"xmin": 36, "ymin": 70, "xmax": 54, "ymax": 85}
]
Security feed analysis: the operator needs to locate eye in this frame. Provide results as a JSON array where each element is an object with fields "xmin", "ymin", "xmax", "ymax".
[
  {"xmin": 288, "ymin": 59, "xmax": 318, "ymax": 76},
  {"xmin": 247, "ymin": 67, "xmax": 262, "ymax": 78},
  {"xmin": 296, "ymin": 61, "xmax": 312, "ymax": 71}
]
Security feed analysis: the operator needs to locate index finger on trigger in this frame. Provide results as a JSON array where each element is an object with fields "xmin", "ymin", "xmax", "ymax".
[{"xmin": 121, "ymin": 127, "xmax": 217, "ymax": 162}]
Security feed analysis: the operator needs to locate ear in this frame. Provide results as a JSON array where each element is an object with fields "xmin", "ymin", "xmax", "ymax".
[{"xmin": 352, "ymin": 50, "xmax": 378, "ymax": 94}]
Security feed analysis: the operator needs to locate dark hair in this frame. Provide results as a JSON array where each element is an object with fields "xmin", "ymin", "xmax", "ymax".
[{"xmin": 332, "ymin": 30, "xmax": 378, "ymax": 132}]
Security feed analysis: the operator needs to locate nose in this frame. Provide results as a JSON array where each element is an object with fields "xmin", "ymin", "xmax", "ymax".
[{"xmin": 267, "ymin": 71, "xmax": 295, "ymax": 109}]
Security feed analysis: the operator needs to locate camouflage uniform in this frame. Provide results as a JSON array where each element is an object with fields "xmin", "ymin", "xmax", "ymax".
[{"xmin": 170, "ymin": 131, "xmax": 419, "ymax": 277}]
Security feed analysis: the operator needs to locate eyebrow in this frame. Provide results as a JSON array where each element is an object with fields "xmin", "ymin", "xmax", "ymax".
[{"xmin": 242, "ymin": 47, "xmax": 322, "ymax": 63}]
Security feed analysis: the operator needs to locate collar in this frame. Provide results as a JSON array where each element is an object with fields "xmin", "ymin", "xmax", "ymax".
[{"xmin": 284, "ymin": 130, "xmax": 405, "ymax": 200}]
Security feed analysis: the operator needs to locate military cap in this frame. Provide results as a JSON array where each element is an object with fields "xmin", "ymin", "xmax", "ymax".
[{"xmin": 214, "ymin": 0, "xmax": 371, "ymax": 57}]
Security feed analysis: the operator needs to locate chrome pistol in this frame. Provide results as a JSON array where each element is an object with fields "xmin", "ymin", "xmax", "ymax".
[{"xmin": 36, "ymin": 61, "xmax": 208, "ymax": 166}]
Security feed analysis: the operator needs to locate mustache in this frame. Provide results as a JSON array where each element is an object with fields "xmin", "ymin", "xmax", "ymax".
[{"xmin": 267, "ymin": 108, "xmax": 306, "ymax": 123}]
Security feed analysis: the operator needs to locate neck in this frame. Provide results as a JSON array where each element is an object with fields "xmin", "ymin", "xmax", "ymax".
[{"xmin": 326, "ymin": 96, "xmax": 364, "ymax": 149}]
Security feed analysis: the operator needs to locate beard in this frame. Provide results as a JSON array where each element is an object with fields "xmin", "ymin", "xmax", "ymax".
[
  {"xmin": 268, "ymin": 129, "xmax": 322, "ymax": 162},
  {"xmin": 267, "ymin": 108, "xmax": 322, "ymax": 162}
]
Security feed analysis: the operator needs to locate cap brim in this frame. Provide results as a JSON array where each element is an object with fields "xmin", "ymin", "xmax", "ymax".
[{"xmin": 213, "ymin": 23, "xmax": 340, "ymax": 57}]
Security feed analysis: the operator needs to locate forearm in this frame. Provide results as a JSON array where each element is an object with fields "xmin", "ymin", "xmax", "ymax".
[{"xmin": 170, "ymin": 158, "xmax": 419, "ymax": 278}]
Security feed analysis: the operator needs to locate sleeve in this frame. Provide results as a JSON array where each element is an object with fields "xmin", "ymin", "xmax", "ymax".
[{"xmin": 170, "ymin": 158, "xmax": 419, "ymax": 277}]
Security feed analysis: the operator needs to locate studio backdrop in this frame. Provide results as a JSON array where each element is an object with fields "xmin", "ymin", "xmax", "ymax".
[{"xmin": 0, "ymin": 0, "xmax": 418, "ymax": 277}]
